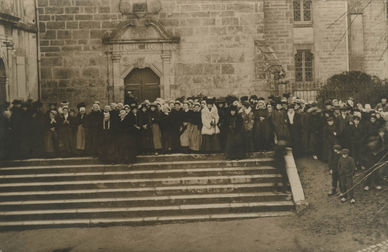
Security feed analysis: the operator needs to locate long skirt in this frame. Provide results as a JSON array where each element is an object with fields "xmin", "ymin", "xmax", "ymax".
[
  {"xmin": 225, "ymin": 132, "xmax": 245, "ymax": 160},
  {"xmin": 76, "ymin": 125, "xmax": 86, "ymax": 151},
  {"xmin": 151, "ymin": 123, "xmax": 162, "ymax": 150},
  {"xmin": 140, "ymin": 129, "xmax": 153, "ymax": 153},
  {"xmin": 98, "ymin": 129, "xmax": 115, "ymax": 162},
  {"xmin": 189, "ymin": 125, "xmax": 202, "ymax": 151},
  {"xmin": 45, "ymin": 130, "xmax": 58, "ymax": 154},
  {"xmin": 201, "ymin": 134, "xmax": 221, "ymax": 153},
  {"xmin": 117, "ymin": 133, "xmax": 137, "ymax": 163},
  {"xmin": 58, "ymin": 126, "xmax": 74, "ymax": 155},
  {"xmin": 180, "ymin": 124, "xmax": 190, "ymax": 147}
]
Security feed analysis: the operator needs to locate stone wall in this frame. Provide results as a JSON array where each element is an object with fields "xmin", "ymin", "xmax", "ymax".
[
  {"xmin": 36, "ymin": 0, "xmax": 388, "ymax": 106},
  {"xmin": 0, "ymin": 0, "xmax": 38, "ymax": 103},
  {"xmin": 38, "ymin": 0, "xmax": 266, "ymax": 105},
  {"xmin": 361, "ymin": 0, "xmax": 388, "ymax": 80}
]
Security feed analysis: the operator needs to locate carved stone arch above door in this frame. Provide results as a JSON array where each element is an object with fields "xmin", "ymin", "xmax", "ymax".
[{"xmin": 103, "ymin": 19, "xmax": 179, "ymax": 103}]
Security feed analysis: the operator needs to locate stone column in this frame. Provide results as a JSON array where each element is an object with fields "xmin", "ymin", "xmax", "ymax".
[
  {"xmin": 112, "ymin": 53, "xmax": 122, "ymax": 103},
  {"xmin": 161, "ymin": 52, "xmax": 171, "ymax": 99}
]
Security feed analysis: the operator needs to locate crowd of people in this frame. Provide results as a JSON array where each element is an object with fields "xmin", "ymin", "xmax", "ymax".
[{"xmin": 0, "ymin": 92, "xmax": 387, "ymax": 200}]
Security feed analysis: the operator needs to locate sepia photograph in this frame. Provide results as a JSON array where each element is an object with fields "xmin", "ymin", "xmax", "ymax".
[{"xmin": 0, "ymin": 0, "xmax": 387, "ymax": 251}]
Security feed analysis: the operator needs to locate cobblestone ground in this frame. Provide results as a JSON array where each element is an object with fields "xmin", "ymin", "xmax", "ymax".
[{"xmin": 358, "ymin": 240, "xmax": 388, "ymax": 252}]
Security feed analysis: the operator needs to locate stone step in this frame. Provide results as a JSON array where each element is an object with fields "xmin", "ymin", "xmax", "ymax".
[
  {"xmin": 0, "ymin": 159, "xmax": 274, "ymax": 175},
  {"xmin": 0, "ymin": 183, "xmax": 283, "ymax": 201},
  {"xmin": 0, "ymin": 166, "xmax": 279, "ymax": 183},
  {"xmin": 0, "ymin": 174, "xmax": 282, "ymax": 192},
  {"xmin": 0, "ymin": 201, "xmax": 294, "ymax": 222},
  {"xmin": 0, "ymin": 211, "xmax": 293, "ymax": 230},
  {"xmin": 136, "ymin": 152, "xmax": 274, "ymax": 163},
  {"xmin": 0, "ymin": 192, "xmax": 291, "ymax": 211},
  {"xmin": 0, "ymin": 152, "xmax": 274, "ymax": 168},
  {"xmin": 0, "ymin": 157, "xmax": 98, "ymax": 167}
]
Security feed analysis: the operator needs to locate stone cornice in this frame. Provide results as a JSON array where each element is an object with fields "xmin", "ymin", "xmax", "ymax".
[{"xmin": 0, "ymin": 12, "xmax": 37, "ymax": 33}]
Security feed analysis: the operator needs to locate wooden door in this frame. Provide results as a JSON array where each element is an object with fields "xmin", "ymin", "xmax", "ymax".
[{"xmin": 124, "ymin": 68, "xmax": 160, "ymax": 102}]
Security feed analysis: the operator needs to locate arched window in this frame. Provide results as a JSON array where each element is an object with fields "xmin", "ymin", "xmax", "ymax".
[
  {"xmin": 295, "ymin": 50, "xmax": 313, "ymax": 82},
  {"xmin": 293, "ymin": 0, "xmax": 312, "ymax": 22}
]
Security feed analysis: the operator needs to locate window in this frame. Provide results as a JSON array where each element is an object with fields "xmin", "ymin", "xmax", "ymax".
[
  {"xmin": 295, "ymin": 50, "xmax": 313, "ymax": 82},
  {"xmin": 293, "ymin": 0, "xmax": 312, "ymax": 22}
]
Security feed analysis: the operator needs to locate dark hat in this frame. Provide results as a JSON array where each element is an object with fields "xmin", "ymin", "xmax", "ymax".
[
  {"xmin": 130, "ymin": 103, "xmax": 138, "ymax": 109},
  {"xmin": 240, "ymin": 96, "xmax": 249, "ymax": 102},
  {"xmin": 250, "ymin": 95, "xmax": 258, "ymax": 100},
  {"xmin": 333, "ymin": 145, "xmax": 342, "ymax": 150},
  {"xmin": 226, "ymin": 95, "xmax": 239, "ymax": 105},
  {"xmin": 216, "ymin": 97, "xmax": 226, "ymax": 104},
  {"xmin": 333, "ymin": 106, "xmax": 341, "ymax": 111},
  {"xmin": 77, "ymin": 102, "xmax": 86, "ymax": 109},
  {"xmin": 327, "ymin": 117, "xmax": 334, "ymax": 122},
  {"xmin": 206, "ymin": 97, "xmax": 216, "ymax": 105},
  {"xmin": 324, "ymin": 100, "xmax": 332, "ymax": 106},
  {"xmin": 370, "ymin": 113, "xmax": 377, "ymax": 119},
  {"xmin": 282, "ymin": 93, "xmax": 290, "ymax": 99},
  {"xmin": 353, "ymin": 116, "xmax": 361, "ymax": 121},
  {"xmin": 149, "ymin": 103, "xmax": 157, "ymax": 107},
  {"xmin": 242, "ymin": 101, "xmax": 250, "ymax": 108},
  {"xmin": 341, "ymin": 148, "xmax": 350, "ymax": 155}
]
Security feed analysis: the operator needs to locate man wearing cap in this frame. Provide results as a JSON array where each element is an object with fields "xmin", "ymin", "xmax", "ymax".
[
  {"xmin": 347, "ymin": 116, "xmax": 365, "ymax": 169},
  {"xmin": 322, "ymin": 117, "xmax": 338, "ymax": 162},
  {"xmin": 337, "ymin": 148, "xmax": 356, "ymax": 203},
  {"xmin": 328, "ymin": 144, "xmax": 342, "ymax": 196}
]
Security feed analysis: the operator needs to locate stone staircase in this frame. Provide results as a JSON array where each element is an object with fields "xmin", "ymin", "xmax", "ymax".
[{"xmin": 0, "ymin": 152, "xmax": 294, "ymax": 230}]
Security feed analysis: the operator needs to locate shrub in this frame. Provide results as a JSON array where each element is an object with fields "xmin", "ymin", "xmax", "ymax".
[{"xmin": 317, "ymin": 71, "xmax": 387, "ymax": 106}]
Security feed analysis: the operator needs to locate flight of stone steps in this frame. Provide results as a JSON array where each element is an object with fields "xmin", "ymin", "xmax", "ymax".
[{"xmin": 0, "ymin": 152, "xmax": 294, "ymax": 230}]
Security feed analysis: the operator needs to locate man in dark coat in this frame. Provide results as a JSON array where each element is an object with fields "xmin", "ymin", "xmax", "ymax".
[
  {"xmin": 322, "ymin": 117, "xmax": 338, "ymax": 163},
  {"xmin": 346, "ymin": 116, "xmax": 365, "ymax": 169}
]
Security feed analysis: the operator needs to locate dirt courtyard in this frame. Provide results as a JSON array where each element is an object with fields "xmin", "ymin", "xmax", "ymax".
[{"xmin": 0, "ymin": 158, "xmax": 387, "ymax": 252}]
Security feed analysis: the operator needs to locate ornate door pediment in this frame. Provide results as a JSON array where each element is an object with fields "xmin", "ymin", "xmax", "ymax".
[
  {"xmin": 103, "ymin": 19, "xmax": 179, "ymax": 44},
  {"xmin": 104, "ymin": 19, "xmax": 179, "ymax": 102}
]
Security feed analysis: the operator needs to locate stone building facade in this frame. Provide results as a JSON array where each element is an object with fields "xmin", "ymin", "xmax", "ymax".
[
  {"xmin": 0, "ymin": 0, "xmax": 38, "ymax": 104},
  {"xmin": 36, "ymin": 0, "xmax": 388, "ymax": 106}
]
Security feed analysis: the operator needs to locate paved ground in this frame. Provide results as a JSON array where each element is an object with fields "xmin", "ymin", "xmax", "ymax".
[{"xmin": 0, "ymin": 158, "xmax": 387, "ymax": 252}]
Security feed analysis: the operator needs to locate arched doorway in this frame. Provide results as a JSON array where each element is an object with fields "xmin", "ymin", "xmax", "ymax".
[
  {"xmin": 124, "ymin": 67, "xmax": 160, "ymax": 102},
  {"xmin": 0, "ymin": 59, "xmax": 6, "ymax": 104}
]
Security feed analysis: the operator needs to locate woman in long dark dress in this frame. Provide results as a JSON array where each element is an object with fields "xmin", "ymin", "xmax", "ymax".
[
  {"xmin": 254, "ymin": 101, "xmax": 274, "ymax": 151},
  {"xmin": 138, "ymin": 104, "xmax": 153, "ymax": 154},
  {"xmin": 225, "ymin": 105, "xmax": 245, "ymax": 160},
  {"xmin": 126, "ymin": 107, "xmax": 139, "ymax": 163},
  {"xmin": 148, "ymin": 103, "xmax": 162, "ymax": 154},
  {"xmin": 160, "ymin": 106, "xmax": 174, "ymax": 153}
]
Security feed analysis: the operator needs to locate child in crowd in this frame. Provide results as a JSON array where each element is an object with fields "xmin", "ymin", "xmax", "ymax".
[{"xmin": 337, "ymin": 148, "xmax": 356, "ymax": 203}]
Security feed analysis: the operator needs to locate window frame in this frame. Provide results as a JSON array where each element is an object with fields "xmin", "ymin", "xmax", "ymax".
[
  {"xmin": 293, "ymin": 0, "xmax": 313, "ymax": 26},
  {"xmin": 295, "ymin": 49, "xmax": 314, "ymax": 83}
]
